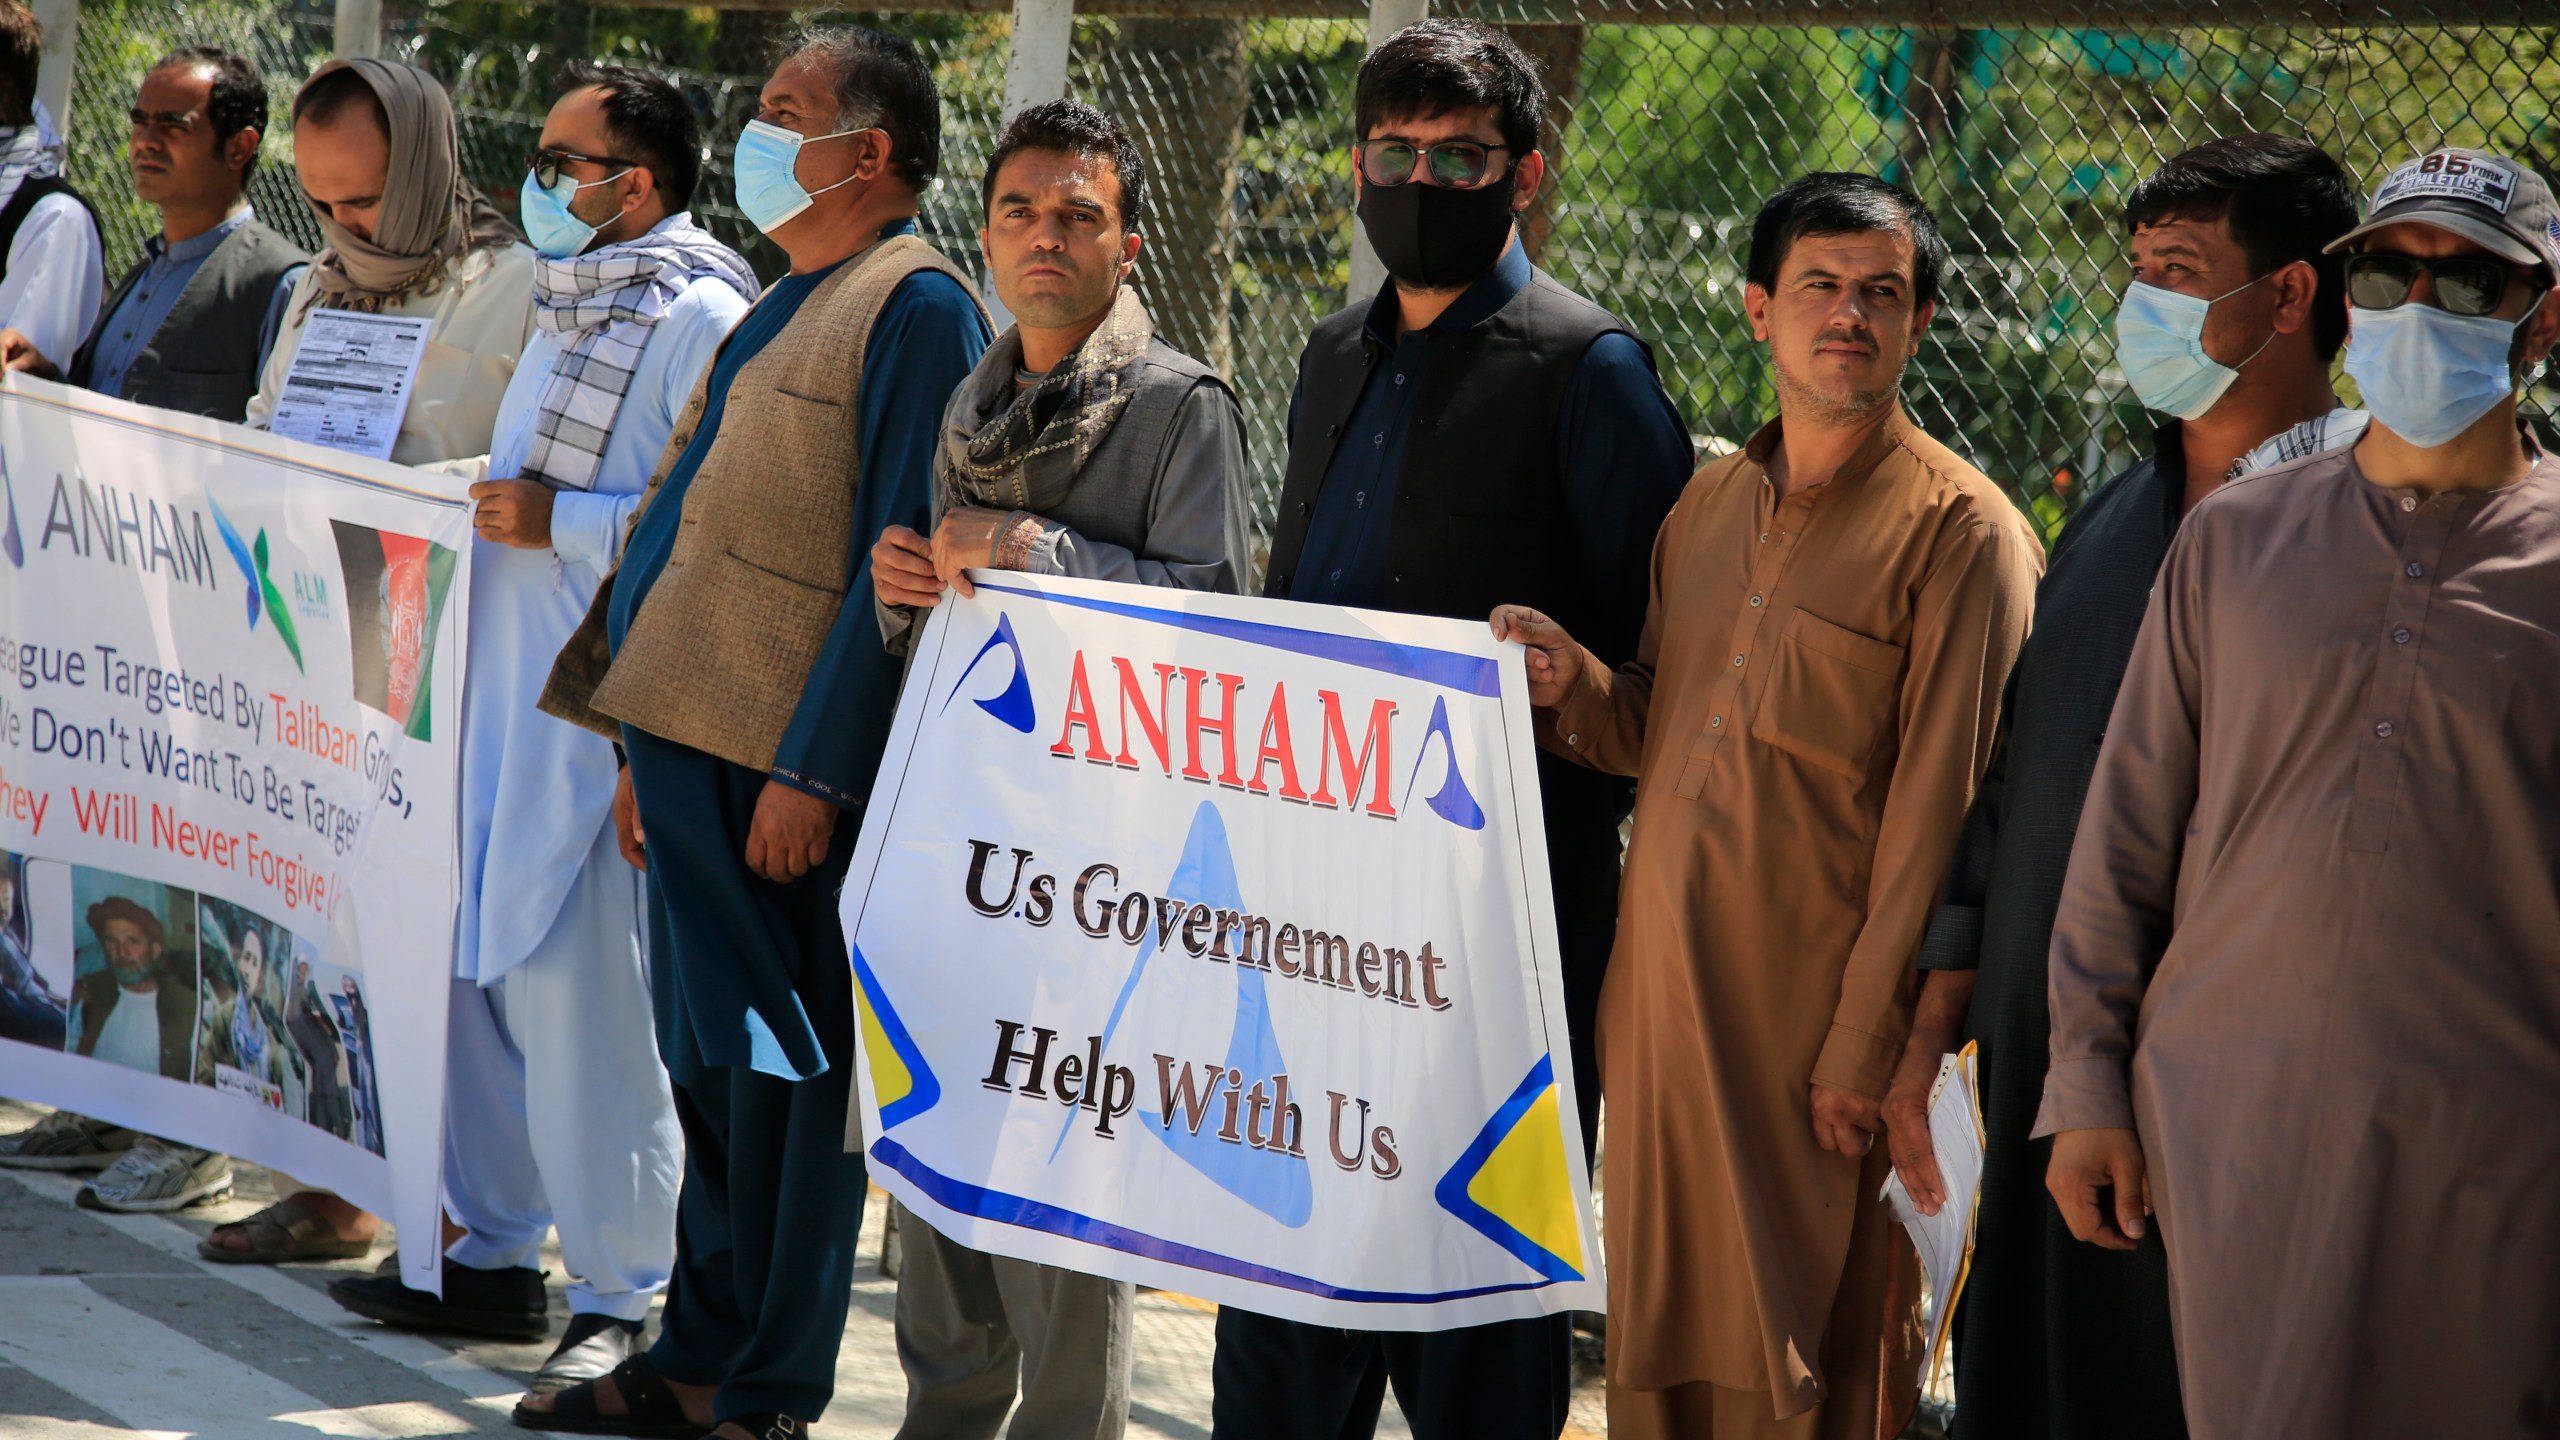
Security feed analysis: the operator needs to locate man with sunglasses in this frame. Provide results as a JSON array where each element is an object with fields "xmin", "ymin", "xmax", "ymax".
[
  {"xmin": 2039, "ymin": 146, "xmax": 2560, "ymax": 1438},
  {"xmin": 0, "ymin": 47, "xmax": 305, "ymax": 417},
  {"xmin": 1881, "ymin": 135, "xmax": 2358, "ymax": 1440},
  {"xmin": 321, "ymin": 62, "xmax": 756, "ymax": 1392},
  {"xmin": 534, "ymin": 26, "xmax": 988, "ymax": 1440},
  {"xmin": 1224, "ymin": 20, "xmax": 1690, "ymax": 1440}
]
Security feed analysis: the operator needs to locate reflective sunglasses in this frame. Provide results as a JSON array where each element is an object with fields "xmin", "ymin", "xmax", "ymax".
[
  {"xmin": 2343, "ymin": 251, "xmax": 2521, "ymax": 318},
  {"xmin": 1355, "ymin": 138, "xmax": 1516, "ymax": 190},
  {"xmin": 527, "ymin": 146, "xmax": 637, "ymax": 191}
]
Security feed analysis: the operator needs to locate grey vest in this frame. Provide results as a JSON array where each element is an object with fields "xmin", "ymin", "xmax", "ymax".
[
  {"xmin": 951, "ymin": 336, "xmax": 1231, "ymax": 549},
  {"xmin": 71, "ymin": 219, "xmax": 308, "ymax": 422}
]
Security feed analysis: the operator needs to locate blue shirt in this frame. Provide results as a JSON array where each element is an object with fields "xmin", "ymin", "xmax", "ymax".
[
  {"xmin": 1286, "ymin": 241, "xmax": 1693, "ymax": 662},
  {"xmin": 608, "ymin": 219, "xmax": 993, "ymax": 803},
  {"xmin": 80, "ymin": 205, "xmax": 303, "ymax": 396}
]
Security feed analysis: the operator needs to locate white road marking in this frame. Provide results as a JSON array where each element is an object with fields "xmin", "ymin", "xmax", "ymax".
[
  {"xmin": 0, "ymin": 1276, "xmax": 435, "ymax": 1438},
  {"xmin": 0, "ymin": 1167, "xmax": 524, "ymax": 1404}
]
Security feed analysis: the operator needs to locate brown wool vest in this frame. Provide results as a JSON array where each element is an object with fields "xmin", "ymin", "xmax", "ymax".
[{"xmin": 541, "ymin": 233, "xmax": 986, "ymax": 771}]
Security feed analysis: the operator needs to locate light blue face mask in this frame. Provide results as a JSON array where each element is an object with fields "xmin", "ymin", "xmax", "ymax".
[
  {"xmin": 733, "ymin": 118, "xmax": 867, "ymax": 235},
  {"xmin": 517, "ymin": 166, "xmax": 630, "ymax": 259},
  {"xmin": 2343, "ymin": 297, "xmax": 2540, "ymax": 450},
  {"xmin": 2114, "ymin": 275, "xmax": 2274, "ymax": 420}
]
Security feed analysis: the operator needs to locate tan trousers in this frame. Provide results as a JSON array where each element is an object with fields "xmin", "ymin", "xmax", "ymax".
[{"xmin": 1610, "ymin": 1155, "xmax": 1923, "ymax": 1440}]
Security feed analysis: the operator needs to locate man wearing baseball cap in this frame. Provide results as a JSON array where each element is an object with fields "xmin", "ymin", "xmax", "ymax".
[{"xmin": 2038, "ymin": 146, "xmax": 2560, "ymax": 1439}]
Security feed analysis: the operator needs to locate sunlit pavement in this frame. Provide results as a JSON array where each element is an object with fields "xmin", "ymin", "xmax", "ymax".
[{"xmin": 0, "ymin": 1100, "xmax": 1610, "ymax": 1439}]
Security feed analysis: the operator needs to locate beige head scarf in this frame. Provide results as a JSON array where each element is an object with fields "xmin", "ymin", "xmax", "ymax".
[{"xmin": 294, "ymin": 58, "xmax": 520, "ymax": 312}]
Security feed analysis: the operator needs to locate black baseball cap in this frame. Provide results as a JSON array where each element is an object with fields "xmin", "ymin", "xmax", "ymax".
[{"xmin": 2323, "ymin": 147, "xmax": 2560, "ymax": 274}]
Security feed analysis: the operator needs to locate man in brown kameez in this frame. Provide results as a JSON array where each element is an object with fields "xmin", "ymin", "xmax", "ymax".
[
  {"xmin": 1493, "ymin": 174, "xmax": 2043, "ymax": 1439},
  {"xmin": 2040, "ymin": 148, "xmax": 2560, "ymax": 1440}
]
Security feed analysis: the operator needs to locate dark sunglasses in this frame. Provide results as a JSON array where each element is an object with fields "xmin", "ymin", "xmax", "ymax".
[
  {"xmin": 1355, "ymin": 139, "xmax": 1516, "ymax": 190},
  {"xmin": 2344, "ymin": 252, "xmax": 2522, "ymax": 319},
  {"xmin": 527, "ymin": 147, "xmax": 637, "ymax": 191}
]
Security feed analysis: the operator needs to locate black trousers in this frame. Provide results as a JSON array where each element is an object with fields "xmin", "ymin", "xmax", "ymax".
[{"xmin": 1210, "ymin": 1308, "xmax": 1573, "ymax": 1440}]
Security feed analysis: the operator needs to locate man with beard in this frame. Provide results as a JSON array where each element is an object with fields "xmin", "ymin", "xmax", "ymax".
[
  {"xmin": 871, "ymin": 98, "xmax": 1248, "ymax": 1440},
  {"xmin": 1492, "ymin": 174, "xmax": 2043, "ymax": 1437},
  {"xmin": 0, "ymin": 2, "xmax": 100, "ymax": 370},
  {"xmin": 1216, "ymin": 21, "xmax": 1691, "ymax": 1440},
  {"xmin": 71, "ymin": 899, "xmax": 200, "ymax": 1089}
]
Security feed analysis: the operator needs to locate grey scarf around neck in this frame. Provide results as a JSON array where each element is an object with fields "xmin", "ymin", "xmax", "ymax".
[{"xmin": 937, "ymin": 286, "xmax": 1153, "ymax": 518}]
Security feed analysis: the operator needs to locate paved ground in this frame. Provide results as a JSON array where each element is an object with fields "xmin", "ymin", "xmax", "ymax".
[{"xmin": 0, "ymin": 1099, "xmax": 1610, "ymax": 1440}]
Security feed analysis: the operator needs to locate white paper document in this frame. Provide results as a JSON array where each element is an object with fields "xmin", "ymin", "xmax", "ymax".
[
  {"xmin": 267, "ymin": 308, "xmax": 434, "ymax": 461},
  {"xmin": 1882, "ymin": 1043, "xmax": 1984, "ymax": 1388}
]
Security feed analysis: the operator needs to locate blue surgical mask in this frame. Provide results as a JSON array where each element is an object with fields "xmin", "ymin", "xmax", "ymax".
[
  {"xmin": 2115, "ymin": 276, "xmax": 2273, "ymax": 420},
  {"xmin": 733, "ymin": 119, "xmax": 867, "ymax": 235},
  {"xmin": 2343, "ymin": 298, "xmax": 2539, "ymax": 450},
  {"xmin": 517, "ymin": 166, "xmax": 629, "ymax": 259}
]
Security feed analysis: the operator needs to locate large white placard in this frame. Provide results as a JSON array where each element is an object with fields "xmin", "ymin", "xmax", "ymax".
[
  {"xmin": 842, "ymin": 575, "xmax": 1602, "ymax": 1329},
  {"xmin": 0, "ymin": 377, "xmax": 465, "ymax": 1289}
]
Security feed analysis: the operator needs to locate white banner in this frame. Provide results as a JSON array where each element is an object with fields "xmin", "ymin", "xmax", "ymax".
[
  {"xmin": 0, "ymin": 377, "xmax": 465, "ymax": 1288},
  {"xmin": 842, "ymin": 575, "xmax": 1601, "ymax": 1329}
]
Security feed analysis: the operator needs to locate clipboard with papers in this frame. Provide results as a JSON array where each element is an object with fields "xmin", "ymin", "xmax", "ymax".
[{"xmin": 1880, "ymin": 1041, "xmax": 1985, "ymax": 1391}]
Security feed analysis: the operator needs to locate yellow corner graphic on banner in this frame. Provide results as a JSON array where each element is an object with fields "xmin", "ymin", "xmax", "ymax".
[
  {"xmin": 1466, "ymin": 1084, "xmax": 1583, "ymax": 1273},
  {"xmin": 851, "ymin": 945, "xmax": 941, "ymax": 1128},
  {"xmin": 1434, "ymin": 1055, "xmax": 1586, "ymax": 1283}
]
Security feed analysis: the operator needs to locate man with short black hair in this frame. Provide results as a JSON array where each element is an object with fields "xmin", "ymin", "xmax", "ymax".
[
  {"xmin": 531, "ymin": 26, "xmax": 989, "ymax": 1440},
  {"xmin": 0, "ymin": 0, "xmax": 100, "ymax": 367},
  {"xmin": 2038, "ymin": 145, "xmax": 2560, "ymax": 1440},
  {"xmin": 1883, "ymin": 134, "xmax": 2359, "ymax": 1440},
  {"xmin": 1495, "ymin": 173, "xmax": 2042, "ymax": 1438},
  {"xmin": 872, "ymin": 97, "xmax": 1249, "ymax": 1440},
  {"xmin": 0, "ymin": 47, "xmax": 307, "ymax": 416},
  {"xmin": 323, "ymin": 62, "xmax": 756, "ymax": 1392},
  {"xmin": 1217, "ymin": 20, "xmax": 1691, "ymax": 1440}
]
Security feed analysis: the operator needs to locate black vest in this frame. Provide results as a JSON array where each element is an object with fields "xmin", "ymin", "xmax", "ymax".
[
  {"xmin": 1265, "ymin": 270, "xmax": 1645, "ymax": 895},
  {"xmin": 0, "ymin": 174, "xmax": 87, "ymax": 283},
  {"xmin": 70, "ymin": 219, "xmax": 308, "ymax": 422}
]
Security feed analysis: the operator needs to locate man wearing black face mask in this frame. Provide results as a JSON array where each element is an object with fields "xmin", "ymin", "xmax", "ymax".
[{"xmin": 1224, "ymin": 20, "xmax": 1691, "ymax": 1440}]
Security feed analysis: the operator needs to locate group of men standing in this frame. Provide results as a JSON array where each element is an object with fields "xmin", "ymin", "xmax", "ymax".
[{"xmin": 0, "ymin": 5, "xmax": 2555, "ymax": 1440}]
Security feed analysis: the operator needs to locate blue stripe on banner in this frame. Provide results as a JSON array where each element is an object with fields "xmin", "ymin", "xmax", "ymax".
[
  {"xmin": 869, "ymin": 1136, "xmax": 1560, "ymax": 1304},
  {"xmin": 973, "ymin": 581, "xmax": 1502, "ymax": 698}
]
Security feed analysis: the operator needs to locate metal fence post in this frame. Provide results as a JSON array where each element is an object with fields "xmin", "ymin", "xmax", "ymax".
[
  {"xmin": 334, "ymin": 0, "xmax": 384, "ymax": 59},
  {"xmin": 1347, "ymin": 0, "xmax": 1428, "ymax": 304},
  {"xmin": 1001, "ymin": 0, "xmax": 1075, "ymax": 122},
  {"xmin": 28, "ymin": 0, "xmax": 75, "ymax": 133}
]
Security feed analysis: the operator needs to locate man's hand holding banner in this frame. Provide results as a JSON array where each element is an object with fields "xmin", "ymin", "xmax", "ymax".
[{"xmin": 841, "ymin": 575, "xmax": 1603, "ymax": 1328}]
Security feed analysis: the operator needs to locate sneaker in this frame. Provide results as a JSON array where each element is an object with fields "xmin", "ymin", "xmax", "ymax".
[
  {"xmin": 0, "ymin": 1111, "xmax": 138, "ymax": 1171},
  {"xmin": 74, "ymin": 1138, "xmax": 233, "ymax": 1213},
  {"xmin": 328, "ymin": 1255, "xmax": 550, "ymax": 1341},
  {"xmin": 530, "ymin": 1312, "xmax": 646, "ymax": 1392}
]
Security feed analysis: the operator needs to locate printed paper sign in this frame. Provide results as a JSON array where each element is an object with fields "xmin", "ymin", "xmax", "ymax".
[
  {"xmin": 841, "ymin": 575, "xmax": 1602, "ymax": 1329},
  {"xmin": 0, "ymin": 377, "xmax": 466, "ymax": 1290},
  {"xmin": 266, "ymin": 310, "xmax": 434, "ymax": 462}
]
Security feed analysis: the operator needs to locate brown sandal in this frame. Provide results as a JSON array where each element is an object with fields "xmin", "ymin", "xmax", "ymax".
[{"xmin": 196, "ymin": 1194, "xmax": 377, "ymax": 1265}]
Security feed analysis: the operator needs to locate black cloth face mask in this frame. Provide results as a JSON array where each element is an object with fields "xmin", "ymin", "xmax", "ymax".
[{"xmin": 1356, "ymin": 175, "xmax": 1520, "ymax": 291}]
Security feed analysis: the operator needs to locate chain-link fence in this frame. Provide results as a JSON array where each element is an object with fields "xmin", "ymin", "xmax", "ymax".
[{"xmin": 58, "ymin": 0, "xmax": 2560, "ymax": 548}]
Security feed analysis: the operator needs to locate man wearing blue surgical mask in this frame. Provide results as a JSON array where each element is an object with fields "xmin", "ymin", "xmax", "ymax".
[
  {"xmin": 323, "ymin": 62, "xmax": 754, "ymax": 1395},
  {"xmin": 1882, "ymin": 134, "xmax": 2358, "ymax": 1440},
  {"xmin": 530, "ymin": 25, "xmax": 989, "ymax": 1440},
  {"xmin": 2038, "ymin": 146, "xmax": 2560, "ymax": 1438}
]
